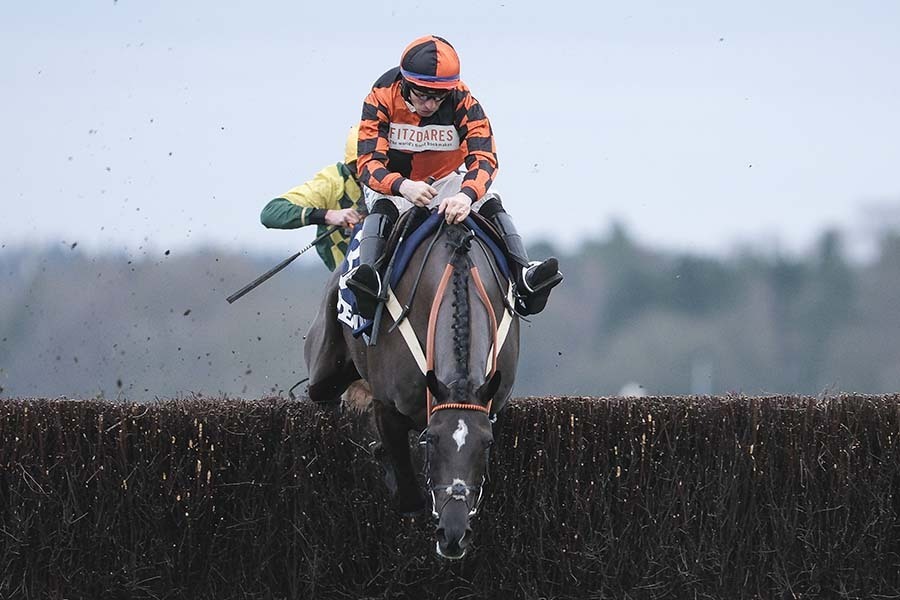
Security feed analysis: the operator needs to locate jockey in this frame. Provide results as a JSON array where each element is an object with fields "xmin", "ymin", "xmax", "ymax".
[
  {"xmin": 260, "ymin": 126, "xmax": 367, "ymax": 271},
  {"xmin": 346, "ymin": 35, "xmax": 563, "ymax": 319}
]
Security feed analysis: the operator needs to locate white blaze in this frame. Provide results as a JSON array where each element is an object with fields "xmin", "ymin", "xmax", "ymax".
[{"xmin": 452, "ymin": 418, "xmax": 468, "ymax": 452}]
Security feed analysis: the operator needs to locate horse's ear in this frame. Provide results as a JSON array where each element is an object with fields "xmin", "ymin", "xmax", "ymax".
[
  {"xmin": 426, "ymin": 370, "xmax": 450, "ymax": 401},
  {"xmin": 477, "ymin": 371, "xmax": 502, "ymax": 403}
]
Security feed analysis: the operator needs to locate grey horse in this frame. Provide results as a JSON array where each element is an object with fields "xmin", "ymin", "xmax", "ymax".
[{"xmin": 304, "ymin": 210, "xmax": 520, "ymax": 559}]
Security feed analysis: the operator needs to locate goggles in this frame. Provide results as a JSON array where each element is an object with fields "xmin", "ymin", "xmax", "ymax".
[{"xmin": 408, "ymin": 86, "xmax": 452, "ymax": 102}]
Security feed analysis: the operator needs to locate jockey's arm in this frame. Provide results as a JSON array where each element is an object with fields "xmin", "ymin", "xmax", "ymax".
[
  {"xmin": 260, "ymin": 164, "xmax": 348, "ymax": 229},
  {"xmin": 357, "ymin": 87, "xmax": 410, "ymax": 197}
]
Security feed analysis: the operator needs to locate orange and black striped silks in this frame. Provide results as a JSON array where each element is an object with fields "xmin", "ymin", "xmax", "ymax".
[
  {"xmin": 399, "ymin": 35, "xmax": 460, "ymax": 90},
  {"xmin": 356, "ymin": 67, "xmax": 498, "ymax": 204}
]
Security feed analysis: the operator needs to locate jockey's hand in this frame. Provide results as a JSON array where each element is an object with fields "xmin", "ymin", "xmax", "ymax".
[
  {"xmin": 324, "ymin": 208, "xmax": 362, "ymax": 230},
  {"xmin": 399, "ymin": 179, "xmax": 438, "ymax": 207},
  {"xmin": 438, "ymin": 193, "xmax": 472, "ymax": 225}
]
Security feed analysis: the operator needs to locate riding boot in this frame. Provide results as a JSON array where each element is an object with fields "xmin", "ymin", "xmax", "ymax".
[
  {"xmin": 346, "ymin": 200, "xmax": 397, "ymax": 319},
  {"xmin": 486, "ymin": 206, "xmax": 563, "ymax": 316}
]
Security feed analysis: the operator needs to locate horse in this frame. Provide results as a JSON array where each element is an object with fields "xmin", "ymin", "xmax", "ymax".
[{"xmin": 304, "ymin": 207, "xmax": 520, "ymax": 559}]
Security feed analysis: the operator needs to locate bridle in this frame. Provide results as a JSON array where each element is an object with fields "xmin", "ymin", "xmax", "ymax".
[
  {"xmin": 419, "ymin": 428, "xmax": 491, "ymax": 519},
  {"xmin": 419, "ymin": 224, "xmax": 502, "ymax": 520}
]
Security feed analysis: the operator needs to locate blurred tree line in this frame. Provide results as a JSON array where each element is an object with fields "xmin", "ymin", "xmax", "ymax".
[{"xmin": 1, "ymin": 224, "xmax": 898, "ymax": 400}]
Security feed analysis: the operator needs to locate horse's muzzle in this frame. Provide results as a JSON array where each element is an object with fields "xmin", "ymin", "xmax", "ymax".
[
  {"xmin": 435, "ymin": 525, "xmax": 471, "ymax": 560},
  {"xmin": 434, "ymin": 500, "xmax": 472, "ymax": 560}
]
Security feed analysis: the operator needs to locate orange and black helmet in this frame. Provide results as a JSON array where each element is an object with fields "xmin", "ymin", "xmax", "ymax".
[{"xmin": 399, "ymin": 35, "xmax": 460, "ymax": 91}]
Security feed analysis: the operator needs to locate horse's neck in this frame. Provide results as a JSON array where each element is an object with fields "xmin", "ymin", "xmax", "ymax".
[{"xmin": 441, "ymin": 230, "xmax": 500, "ymax": 399}]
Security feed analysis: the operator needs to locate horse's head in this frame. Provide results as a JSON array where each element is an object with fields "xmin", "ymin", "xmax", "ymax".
[{"xmin": 423, "ymin": 370, "xmax": 501, "ymax": 559}]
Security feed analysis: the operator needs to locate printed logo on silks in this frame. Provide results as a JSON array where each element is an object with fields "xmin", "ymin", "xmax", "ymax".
[
  {"xmin": 337, "ymin": 227, "xmax": 372, "ymax": 337},
  {"xmin": 388, "ymin": 124, "xmax": 460, "ymax": 152}
]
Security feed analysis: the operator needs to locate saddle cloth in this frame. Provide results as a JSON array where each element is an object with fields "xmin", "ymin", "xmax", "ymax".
[{"xmin": 337, "ymin": 213, "xmax": 511, "ymax": 336}]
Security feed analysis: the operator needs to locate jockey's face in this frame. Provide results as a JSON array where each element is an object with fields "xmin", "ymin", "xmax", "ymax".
[{"xmin": 407, "ymin": 86, "xmax": 450, "ymax": 117}]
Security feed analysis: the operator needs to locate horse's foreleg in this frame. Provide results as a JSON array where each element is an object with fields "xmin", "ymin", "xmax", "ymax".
[
  {"xmin": 307, "ymin": 357, "xmax": 359, "ymax": 409},
  {"xmin": 305, "ymin": 279, "xmax": 360, "ymax": 409},
  {"xmin": 374, "ymin": 402, "xmax": 426, "ymax": 516}
]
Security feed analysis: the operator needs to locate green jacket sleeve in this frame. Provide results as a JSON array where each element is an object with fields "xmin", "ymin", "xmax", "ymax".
[
  {"xmin": 259, "ymin": 164, "xmax": 344, "ymax": 229},
  {"xmin": 260, "ymin": 199, "xmax": 326, "ymax": 229}
]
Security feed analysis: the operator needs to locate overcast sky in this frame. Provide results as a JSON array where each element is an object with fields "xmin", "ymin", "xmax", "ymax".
[{"xmin": 3, "ymin": 1, "xmax": 899, "ymax": 263}]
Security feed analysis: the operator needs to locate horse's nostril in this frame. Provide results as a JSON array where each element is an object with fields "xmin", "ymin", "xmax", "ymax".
[{"xmin": 460, "ymin": 528, "xmax": 473, "ymax": 547}]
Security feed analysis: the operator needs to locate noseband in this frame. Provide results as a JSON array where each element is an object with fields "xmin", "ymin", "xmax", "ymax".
[
  {"xmin": 429, "ymin": 477, "xmax": 486, "ymax": 519},
  {"xmin": 420, "ymin": 430, "xmax": 490, "ymax": 519},
  {"xmin": 420, "ymin": 226, "xmax": 501, "ymax": 520}
]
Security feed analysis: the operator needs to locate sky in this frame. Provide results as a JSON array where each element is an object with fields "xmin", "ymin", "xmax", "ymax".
[{"xmin": 2, "ymin": 1, "xmax": 899, "ymax": 264}]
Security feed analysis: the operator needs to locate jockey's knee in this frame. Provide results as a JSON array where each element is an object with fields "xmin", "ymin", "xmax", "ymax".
[
  {"xmin": 371, "ymin": 198, "xmax": 400, "ymax": 222},
  {"xmin": 477, "ymin": 195, "xmax": 504, "ymax": 219},
  {"xmin": 348, "ymin": 203, "xmax": 396, "ymax": 319}
]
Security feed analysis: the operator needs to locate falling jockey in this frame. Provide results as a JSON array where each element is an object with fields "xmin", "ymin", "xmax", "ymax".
[{"xmin": 346, "ymin": 34, "xmax": 563, "ymax": 319}]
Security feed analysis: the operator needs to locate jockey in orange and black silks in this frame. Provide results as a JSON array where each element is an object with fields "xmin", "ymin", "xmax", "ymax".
[
  {"xmin": 356, "ymin": 36, "xmax": 497, "ymax": 208},
  {"xmin": 347, "ymin": 35, "xmax": 563, "ymax": 320}
]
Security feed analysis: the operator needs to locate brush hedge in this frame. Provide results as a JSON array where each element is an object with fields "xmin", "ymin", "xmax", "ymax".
[{"xmin": 2, "ymin": 394, "xmax": 899, "ymax": 599}]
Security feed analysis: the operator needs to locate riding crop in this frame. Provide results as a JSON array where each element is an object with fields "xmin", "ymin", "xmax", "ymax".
[{"xmin": 226, "ymin": 225, "xmax": 340, "ymax": 304}]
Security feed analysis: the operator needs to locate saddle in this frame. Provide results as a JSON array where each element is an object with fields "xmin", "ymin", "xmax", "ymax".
[
  {"xmin": 337, "ymin": 209, "xmax": 512, "ymax": 337},
  {"xmin": 381, "ymin": 208, "xmax": 512, "ymax": 286}
]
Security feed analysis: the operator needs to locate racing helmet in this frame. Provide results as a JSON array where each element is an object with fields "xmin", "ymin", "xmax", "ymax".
[{"xmin": 399, "ymin": 35, "xmax": 460, "ymax": 91}]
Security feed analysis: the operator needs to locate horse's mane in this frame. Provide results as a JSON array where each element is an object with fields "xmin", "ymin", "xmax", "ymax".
[
  {"xmin": 445, "ymin": 225, "xmax": 473, "ymax": 404},
  {"xmin": 382, "ymin": 214, "xmax": 506, "ymax": 407}
]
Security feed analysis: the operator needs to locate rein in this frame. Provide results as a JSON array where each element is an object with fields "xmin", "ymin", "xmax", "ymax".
[
  {"xmin": 389, "ymin": 219, "xmax": 447, "ymax": 332},
  {"xmin": 419, "ymin": 227, "xmax": 502, "ymax": 521},
  {"xmin": 425, "ymin": 257, "xmax": 499, "ymax": 424}
]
